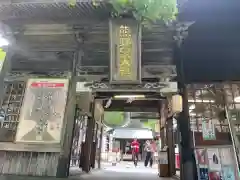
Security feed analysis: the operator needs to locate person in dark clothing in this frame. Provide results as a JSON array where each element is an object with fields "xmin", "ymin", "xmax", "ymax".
[{"xmin": 144, "ymin": 140, "xmax": 153, "ymax": 167}]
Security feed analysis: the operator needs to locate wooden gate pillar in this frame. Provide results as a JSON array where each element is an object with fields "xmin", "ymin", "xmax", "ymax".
[
  {"xmin": 56, "ymin": 77, "xmax": 76, "ymax": 178},
  {"xmin": 82, "ymin": 102, "xmax": 95, "ymax": 173},
  {"xmin": 98, "ymin": 123, "xmax": 104, "ymax": 169},
  {"xmin": 91, "ymin": 122, "xmax": 97, "ymax": 169},
  {"xmin": 177, "ymin": 85, "xmax": 197, "ymax": 180},
  {"xmin": 175, "ymin": 29, "xmax": 197, "ymax": 179},
  {"xmin": 166, "ymin": 117, "xmax": 176, "ymax": 176}
]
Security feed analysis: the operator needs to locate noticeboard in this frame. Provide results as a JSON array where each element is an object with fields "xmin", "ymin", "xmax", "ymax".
[{"xmin": 15, "ymin": 78, "xmax": 69, "ymax": 144}]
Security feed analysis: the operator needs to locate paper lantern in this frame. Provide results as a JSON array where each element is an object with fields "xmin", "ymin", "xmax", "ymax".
[
  {"xmin": 155, "ymin": 122, "xmax": 160, "ymax": 133},
  {"xmin": 171, "ymin": 94, "xmax": 183, "ymax": 113}
]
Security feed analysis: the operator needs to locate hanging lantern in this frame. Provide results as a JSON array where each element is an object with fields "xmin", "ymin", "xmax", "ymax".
[
  {"xmin": 155, "ymin": 121, "xmax": 160, "ymax": 133},
  {"xmin": 171, "ymin": 94, "xmax": 183, "ymax": 114},
  {"xmin": 94, "ymin": 100, "xmax": 104, "ymax": 122}
]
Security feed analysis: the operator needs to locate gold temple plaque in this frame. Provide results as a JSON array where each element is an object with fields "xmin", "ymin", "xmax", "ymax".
[{"xmin": 109, "ymin": 19, "xmax": 141, "ymax": 84}]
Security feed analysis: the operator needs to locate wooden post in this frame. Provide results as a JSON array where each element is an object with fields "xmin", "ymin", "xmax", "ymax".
[
  {"xmin": 177, "ymin": 85, "xmax": 197, "ymax": 180},
  {"xmin": 91, "ymin": 122, "xmax": 97, "ymax": 169},
  {"xmin": 158, "ymin": 100, "xmax": 171, "ymax": 177},
  {"xmin": 66, "ymin": 104, "xmax": 79, "ymax": 176},
  {"xmin": 56, "ymin": 77, "xmax": 76, "ymax": 178},
  {"xmin": 82, "ymin": 102, "xmax": 95, "ymax": 173},
  {"xmin": 55, "ymin": 49, "xmax": 79, "ymax": 178},
  {"xmin": 160, "ymin": 129, "xmax": 165, "ymax": 149},
  {"xmin": 166, "ymin": 117, "xmax": 176, "ymax": 176},
  {"xmin": 79, "ymin": 117, "xmax": 87, "ymax": 169},
  {"xmin": 98, "ymin": 124, "xmax": 104, "ymax": 169},
  {"xmin": 175, "ymin": 38, "xmax": 197, "ymax": 180}
]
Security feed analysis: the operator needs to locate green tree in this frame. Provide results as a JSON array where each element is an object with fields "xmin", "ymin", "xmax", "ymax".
[
  {"xmin": 143, "ymin": 119, "xmax": 157, "ymax": 129},
  {"xmin": 110, "ymin": 0, "xmax": 177, "ymax": 24},
  {"xmin": 104, "ymin": 111, "xmax": 125, "ymax": 126},
  {"xmin": 69, "ymin": 0, "xmax": 178, "ymax": 27}
]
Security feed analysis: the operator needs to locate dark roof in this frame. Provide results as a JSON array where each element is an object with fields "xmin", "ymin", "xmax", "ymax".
[
  {"xmin": 0, "ymin": 0, "xmax": 111, "ymax": 22},
  {"xmin": 0, "ymin": 1, "xmax": 175, "ymax": 80}
]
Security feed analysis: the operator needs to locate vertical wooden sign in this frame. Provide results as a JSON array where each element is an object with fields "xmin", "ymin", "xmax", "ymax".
[
  {"xmin": 109, "ymin": 19, "xmax": 141, "ymax": 84},
  {"xmin": 202, "ymin": 119, "xmax": 216, "ymax": 140}
]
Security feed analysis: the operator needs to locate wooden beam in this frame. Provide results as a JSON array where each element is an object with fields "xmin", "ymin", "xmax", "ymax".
[
  {"xmin": 0, "ymin": 142, "xmax": 61, "ymax": 152},
  {"xmin": 104, "ymin": 107, "xmax": 158, "ymax": 112},
  {"xmin": 1, "ymin": 0, "xmax": 104, "ymax": 4},
  {"xmin": 131, "ymin": 116, "xmax": 160, "ymax": 119},
  {"xmin": 103, "ymin": 100, "xmax": 160, "ymax": 112},
  {"xmin": 4, "ymin": 17, "xmax": 107, "ymax": 26}
]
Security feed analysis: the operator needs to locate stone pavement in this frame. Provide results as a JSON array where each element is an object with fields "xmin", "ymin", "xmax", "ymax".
[
  {"xmin": 79, "ymin": 161, "xmax": 172, "ymax": 180},
  {"xmin": 0, "ymin": 162, "xmax": 173, "ymax": 180},
  {"xmin": 102, "ymin": 161, "xmax": 159, "ymax": 174}
]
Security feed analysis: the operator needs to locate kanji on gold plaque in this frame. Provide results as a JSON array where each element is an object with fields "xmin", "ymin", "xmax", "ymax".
[
  {"xmin": 118, "ymin": 25, "xmax": 133, "ymax": 80},
  {"xmin": 109, "ymin": 19, "xmax": 141, "ymax": 83}
]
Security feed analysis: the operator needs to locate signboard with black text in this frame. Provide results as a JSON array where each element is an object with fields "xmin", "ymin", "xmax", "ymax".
[{"xmin": 15, "ymin": 78, "xmax": 69, "ymax": 143}]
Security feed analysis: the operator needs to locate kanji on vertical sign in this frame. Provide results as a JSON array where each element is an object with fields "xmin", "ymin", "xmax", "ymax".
[{"xmin": 202, "ymin": 119, "xmax": 216, "ymax": 140}]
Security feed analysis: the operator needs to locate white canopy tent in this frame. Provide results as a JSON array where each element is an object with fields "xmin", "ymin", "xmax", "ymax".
[{"xmin": 112, "ymin": 128, "xmax": 154, "ymax": 140}]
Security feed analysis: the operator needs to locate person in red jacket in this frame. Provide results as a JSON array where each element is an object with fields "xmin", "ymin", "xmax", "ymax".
[{"xmin": 131, "ymin": 138, "xmax": 140, "ymax": 166}]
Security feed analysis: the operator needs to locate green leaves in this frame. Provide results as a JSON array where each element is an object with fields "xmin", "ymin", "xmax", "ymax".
[
  {"xmin": 69, "ymin": 0, "xmax": 177, "ymax": 27},
  {"xmin": 143, "ymin": 119, "xmax": 157, "ymax": 130},
  {"xmin": 109, "ymin": 0, "xmax": 178, "ymax": 27},
  {"xmin": 68, "ymin": 0, "xmax": 77, "ymax": 7},
  {"xmin": 0, "ymin": 49, "xmax": 6, "ymax": 68},
  {"xmin": 104, "ymin": 111, "xmax": 125, "ymax": 126}
]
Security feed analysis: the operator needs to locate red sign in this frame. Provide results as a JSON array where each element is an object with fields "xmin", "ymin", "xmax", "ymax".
[
  {"xmin": 31, "ymin": 82, "xmax": 65, "ymax": 88},
  {"xmin": 175, "ymin": 153, "xmax": 180, "ymax": 169}
]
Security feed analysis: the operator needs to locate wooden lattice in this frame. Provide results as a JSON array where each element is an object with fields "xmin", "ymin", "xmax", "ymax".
[{"xmin": 0, "ymin": 82, "xmax": 25, "ymax": 142}]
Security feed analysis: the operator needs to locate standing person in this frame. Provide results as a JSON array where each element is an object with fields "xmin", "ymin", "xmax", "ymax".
[
  {"xmin": 131, "ymin": 138, "xmax": 140, "ymax": 166},
  {"xmin": 144, "ymin": 140, "xmax": 153, "ymax": 167},
  {"xmin": 150, "ymin": 139, "xmax": 157, "ymax": 166}
]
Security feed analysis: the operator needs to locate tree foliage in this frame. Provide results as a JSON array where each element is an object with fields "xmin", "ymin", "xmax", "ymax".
[
  {"xmin": 68, "ymin": 0, "xmax": 77, "ymax": 7},
  {"xmin": 109, "ymin": 0, "xmax": 178, "ymax": 25},
  {"xmin": 69, "ymin": 0, "xmax": 178, "ymax": 27},
  {"xmin": 0, "ymin": 49, "xmax": 6, "ymax": 60},
  {"xmin": 143, "ymin": 119, "xmax": 157, "ymax": 130},
  {"xmin": 103, "ymin": 111, "xmax": 125, "ymax": 126}
]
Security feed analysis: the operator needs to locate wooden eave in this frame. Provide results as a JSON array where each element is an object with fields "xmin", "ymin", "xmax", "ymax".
[
  {"xmin": 103, "ymin": 99, "xmax": 160, "ymax": 112},
  {"xmin": 0, "ymin": 0, "xmax": 176, "ymax": 81}
]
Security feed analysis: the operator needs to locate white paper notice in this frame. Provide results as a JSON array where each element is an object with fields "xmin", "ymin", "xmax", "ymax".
[
  {"xmin": 207, "ymin": 148, "xmax": 221, "ymax": 171},
  {"xmin": 220, "ymin": 148, "xmax": 233, "ymax": 165}
]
